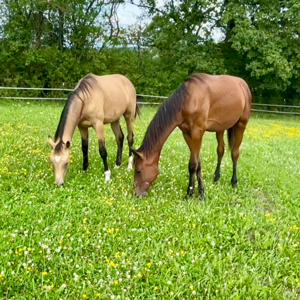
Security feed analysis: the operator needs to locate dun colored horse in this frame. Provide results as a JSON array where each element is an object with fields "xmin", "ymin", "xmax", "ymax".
[
  {"xmin": 48, "ymin": 73, "xmax": 139, "ymax": 186},
  {"xmin": 131, "ymin": 73, "xmax": 251, "ymax": 199}
]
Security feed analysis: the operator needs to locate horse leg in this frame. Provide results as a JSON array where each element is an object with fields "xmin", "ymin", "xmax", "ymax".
[
  {"xmin": 110, "ymin": 120, "xmax": 124, "ymax": 168},
  {"xmin": 230, "ymin": 121, "xmax": 247, "ymax": 187},
  {"xmin": 183, "ymin": 131, "xmax": 204, "ymax": 199},
  {"xmin": 214, "ymin": 131, "xmax": 225, "ymax": 183},
  {"xmin": 94, "ymin": 122, "xmax": 110, "ymax": 182},
  {"xmin": 78, "ymin": 125, "xmax": 89, "ymax": 171},
  {"xmin": 124, "ymin": 114, "xmax": 135, "ymax": 170}
]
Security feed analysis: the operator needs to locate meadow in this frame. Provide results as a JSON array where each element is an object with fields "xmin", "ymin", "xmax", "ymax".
[{"xmin": 0, "ymin": 99, "xmax": 299, "ymax": 299}]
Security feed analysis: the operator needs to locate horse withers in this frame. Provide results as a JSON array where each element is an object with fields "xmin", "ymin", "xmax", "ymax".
[
  {"xmin": 131, "ymin": 73, "xmax": 251, "ymax": 199},
  {"xmin": 48, "ymin": 73, "xmax": 139, "ymax": 186}
]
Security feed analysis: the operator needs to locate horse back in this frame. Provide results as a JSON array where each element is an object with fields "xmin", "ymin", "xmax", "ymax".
[{"xmin": 185, "ymin": 74, "xmax": 251, "ymax": 132}]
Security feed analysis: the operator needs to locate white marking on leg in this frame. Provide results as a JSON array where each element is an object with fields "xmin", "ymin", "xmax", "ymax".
[
  {"xmin": 127, "ymin": 156, "xmax": 134, "ymax": 170},
  {"xmin": 104, "ymin": 170, "xmax": 111, "ymax": 182},
  {"xmin": 55, "ymin": 155, "xmax": 61, "ymax": 163}
]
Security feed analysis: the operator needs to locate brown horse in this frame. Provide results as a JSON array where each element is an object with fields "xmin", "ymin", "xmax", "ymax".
[
  {"xmin": 48, "ymin": 73, "xmax": 139, "ymax": 186},
  {"xmin": 131, "ymin": 73, "xmax": 251, "ymax": 199}
]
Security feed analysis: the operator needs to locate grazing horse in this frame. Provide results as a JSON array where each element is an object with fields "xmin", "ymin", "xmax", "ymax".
[
  {"xmin": 131, "ymin": 73, "xmax": 251, "ymax": 199},
  {"xmin": 48, "ymin": 73, "xmax": 139, "ymax": 186}
]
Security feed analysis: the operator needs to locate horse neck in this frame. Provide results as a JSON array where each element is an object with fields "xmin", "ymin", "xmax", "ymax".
[
  {"xmin": 60, "ymin": 97, "xmax": 83, "ymax": 143},
  {"xmin": 142, "ymin": 115, "xmax": 181, "ymax": 164}
]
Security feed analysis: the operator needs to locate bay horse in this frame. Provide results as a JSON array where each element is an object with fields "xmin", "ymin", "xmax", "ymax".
[
  {"xmin": 48, "ymin": 73, "xmax": 139, "ymax": 186},
  {"xmin": 131, "ymin": 73, "xmax": 251, "ymax": 199}
]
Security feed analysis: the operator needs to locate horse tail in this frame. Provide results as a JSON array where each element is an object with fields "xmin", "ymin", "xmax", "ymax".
[
  {"xmin": 135, "ymin": 96, "xmax": 141, "ymax": 118},
  {"xmin": 227, "ymin": 127, "xmax": 235, "ymax": 150}
]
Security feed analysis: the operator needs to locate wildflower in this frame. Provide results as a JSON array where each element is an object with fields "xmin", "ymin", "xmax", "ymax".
[
  {"xmin": 114, "ymin": 280, "xmax": 119, "ymax": 285},
  {"xmin": 269, "ymin": 218, "xmax": 276, "ymax": 222},
  {"xmin": 42, "ymin": 271, "xmax": 47, "ymax": 276},
  {"xmin": 108, "ymin": 228, "xmax": 114, "ymax": 234},
  {"xmin": 96, "ymin": 293, "xmax": 101, "ymax": 297},
  {"xmin": 154, "ymin": 286, "xmax": 158, "ymax": 290},
  {"xmin": 110, "ymin": 262, "xmax": 116, "ymax": 267},
  {"xmin": 0, "ymin": 274, "xmax": 3, "ymax": 279},
  {"xmin": 121, "ymin": 252, "xmax": 125, "ymax": 256},
  {"xmin": 27, "ymin": 267, "xmax": 32, "ymax": 271},
  {"xmin": 137, "ymin": 272, "xmax": 142, "ymax": 278},
  {"xmin": 296, "ymin": 278, "xmax": 299, "ymax": 284},
  {"xmin": 147, "ymin": 262, "xmax": 152, "ymax": 268},
  {"xmin": 265, "ymin": 213, "xmax": 271, "ymax": 218},
  {"xmin": 167, "ymin": 281, "xmax": 171, "ymax": 285},
  {"xmin": 51, "ymin": 285, "xmax": 54, "ymax": 289},
  {"xmin": 115, "ymin": 253, "xmax": 120, "ymax": 259},
  {"xmin": 181, "ymin": 250, "xmax": 185, "ymax": 255},
  {"xmin": 189, "ymin": 285, "xmax": 194, "ymax": 291},
  {"xmin": 66, "ymin": 234, "xmax": 70, "ymax": 237},
  {"xmin": 192, "ymin": 290, "xmax": 196, "ymax": 295},
  {"xmin": 106, "ymin": 258, "xmax": 110, "ymax": 263},
  {"xmin": 59, "ymin": 240, "xmax": 63, "ymax": 244},
  {"xmin": 292, "ymin": 225, "xmax": 299, "ymax": 230}
]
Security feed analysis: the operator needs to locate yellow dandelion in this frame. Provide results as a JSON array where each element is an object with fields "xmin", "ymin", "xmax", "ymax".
[
  {"xmin": 59, "ymin": 240, "xmax": 63, "ymax": 244},
  {"xmin": 180, "ymin": 250, "xmax": 185, "ymax": 255},
  {"xmin": 269, "ymin": 218, "xmax": 276, "ymax": 222},
  {"xmin": 147, "ymin": 262, "xmax": 152, "ymax": 268},
  {"xmin": 27, "ymin": 267, "xmax": 32, "ymax": 271},
  {"xmin": 114, "ymin": 280, "xmax": 119, "ymax": 285},
  {"xmin": 28, "ymin": 247, "xmax": 32, "ymax": 251},
  {"xmin": 154, "ymin": 286, "xmax": 158, "ymax": 290},
  {"xmin": 83, "ymin": 218, "xmax": 87, "ymax": 224},
  {"xmin": 292, "ymin": 225, "xmax": 299, "ymax": 230},
  {"xmin": 265, "ymin": 213, "xmax": 271, "ymax": 218},
  {"xmin": 66, "ymin": 234, "xmax": 70, "ymax": 237},
  {"xmin": 51, "ymin": 285, "xmax": 54, "ymax": 289},
  {"xmin": 0, "ymin": 275, "xmax": 3, "ymax": 279},
  {"xmin": 42, "ymin": 271, "xmax": 47, "ymax": 276},
  {"xmin": 109, "ymin": 262, "xmax": 116, "ymax": 267},
  {"xmin": 137, "ymin": 272, "xmax": 142, "ymax": 278},
  {"xmin": 189, "ymin": 285, "xmax": 194, "ymax": 291},
  {"xmin": 107, "ymin": 228, "xmax": 114, "ymax": 234},
  {"xmin": 96, "ymin": 293, "xmax": 101, "ymax": 297},
  {"xmin": 83, "ymin": 294, "xmax": 87, "ymax": 299},
  {"xmin": 19, "ymin": 248, "xmax": 23, "ymax": 252},
  {"xmin": 121, "ymin": 252, "xmax": 125, "ymax": 256},
  {"xmin": 116, "ymin": 228, "xmax": 120, "ymax": 232},
  {"xmin": 296, "ymin": 278, "xmax": 299, "ymax": 284},
  {"xmin": 105, "ymin": 258, "xmax": 110, "ymax": 263},
  {"xmin": 115, "ymin": 253, "xmax": 120, "ymax": 259}
]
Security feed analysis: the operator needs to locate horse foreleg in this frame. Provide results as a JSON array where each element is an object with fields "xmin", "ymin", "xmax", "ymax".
[
  {"xmin": 183, "ymin": 131, "xmax": 204, "ymax": 199},
  {"xmin": 111, "ymin": 121, "xmax": 124, "ymax": 168},
  {"xmin": 214, "ymin": 131, "xmax": 225, "ymax": 183},
  {"xmin": 230, "ymin": 121, "xmax": 246, "ymax": 187},
  {"xmin": 94, "ymin": 123, "xmax": 110, "ymax": 182},
  {"xmin": 79, "ymin": 125, "xmax": 89, "ymax": 171}
]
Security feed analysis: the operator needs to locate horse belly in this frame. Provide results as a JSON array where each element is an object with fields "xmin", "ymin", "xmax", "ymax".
[{"xmin": 206, "ymin": 100, "xmax": 244, "ymax": 131}]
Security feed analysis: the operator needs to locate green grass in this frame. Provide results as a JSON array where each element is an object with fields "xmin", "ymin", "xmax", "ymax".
[{"xmin": 0, "ymin": 100, "xmax": 299, "ymax": 300}]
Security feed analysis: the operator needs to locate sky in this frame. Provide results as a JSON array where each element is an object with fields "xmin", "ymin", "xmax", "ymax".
[{"xmin": 117, "ymin": 2, "xmax": 223, "ymax": 41}]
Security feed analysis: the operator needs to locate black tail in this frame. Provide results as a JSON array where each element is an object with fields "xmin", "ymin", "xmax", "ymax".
[
  {"xmin": 135, "ymin": 98, "xmax": 141, "ymax": 118},
  {"xmin": 227, "ymin": 127, "xmax": 235, "ymax": 150}
]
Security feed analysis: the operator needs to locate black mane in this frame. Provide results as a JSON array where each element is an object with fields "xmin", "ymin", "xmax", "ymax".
[
  {"xmin": 54, "ymin": 74, "xmax": 96, "ymax": 153},
  {"xmin": 139, "ymin": 73, "xmax": 207, "ymax": 156}
]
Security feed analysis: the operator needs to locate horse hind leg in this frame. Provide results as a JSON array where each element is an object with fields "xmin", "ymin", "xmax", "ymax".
[
  {"xmin": 124, "ymin": 112, "xmax": 135, "ymax": 170},
  {"xmin": 214, "ymin": 131, "xmax": 225, "ymax": 183},
  {"xmin": 110, "ymin": 120, "xmax": 124, "ymax": 168},
  {"xmin": 78, "ymin": 125, "xmax": 89, "ymax": 171},
  {"xmin": 229, "ymin": 121, "xmax": 247, "ymax": 187}
]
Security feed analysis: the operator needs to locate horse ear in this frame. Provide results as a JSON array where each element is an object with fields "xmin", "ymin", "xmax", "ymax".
[
  {"xmin": 65, "ymin": 141, "xmax": 70, "ymax": 148},
  {"xmin": 48, "ymin": 136, "xmax": 55, "ymax": 148},
  {"xmin": 130, "ymin": 148, "xmax": 144, "ymax": 159}
]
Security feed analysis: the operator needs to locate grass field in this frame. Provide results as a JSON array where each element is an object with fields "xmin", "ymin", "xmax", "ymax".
[{"xmin": 0, "ymin": 100, "xmax": 299, "ymax": 299}]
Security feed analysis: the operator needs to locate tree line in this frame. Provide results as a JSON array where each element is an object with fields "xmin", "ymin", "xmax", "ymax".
[{"xmin": 0, "ymin": 0, "xmax": 299, "ymax": 105}]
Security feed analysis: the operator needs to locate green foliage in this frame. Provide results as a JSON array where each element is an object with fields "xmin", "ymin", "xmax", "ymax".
[{"xmin": 0, "ymin": 0, "xmax": 298, "ymax": 104}]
